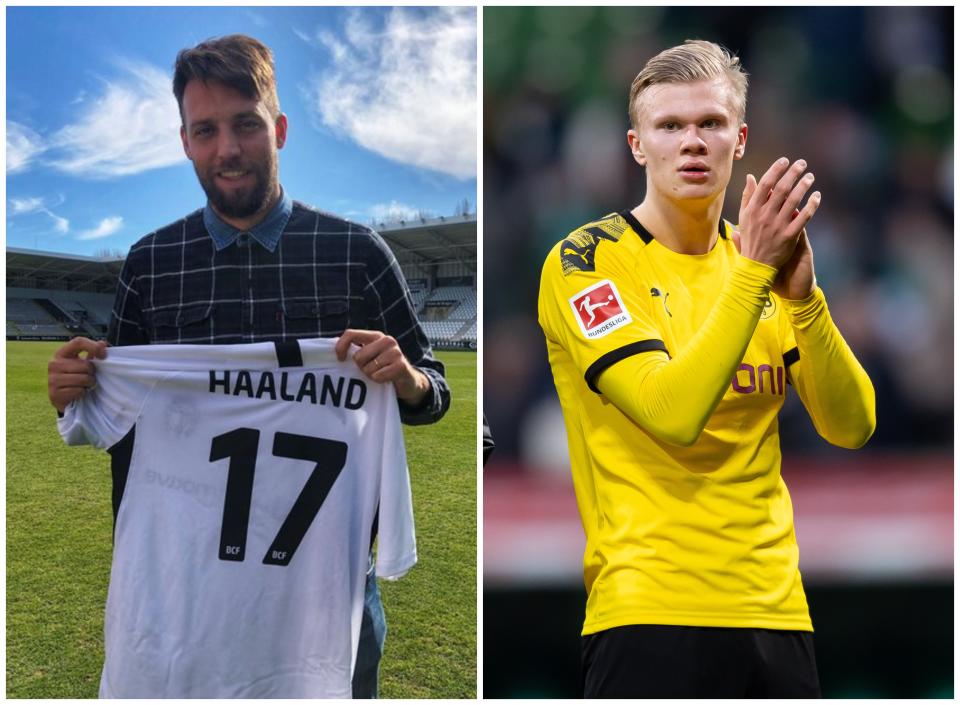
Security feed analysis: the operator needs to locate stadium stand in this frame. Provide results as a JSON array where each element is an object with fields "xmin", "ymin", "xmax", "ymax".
[
  {"xmin": 375, "ymin": 214, "xmax": 477, "ymax": 350},
  {"xmin": 7, "ymin": 215, "xmax": 477, "ymax": 349},
  {"xmin": 7, "ymin": 298, "xmax": 72, "ymax": 339}
]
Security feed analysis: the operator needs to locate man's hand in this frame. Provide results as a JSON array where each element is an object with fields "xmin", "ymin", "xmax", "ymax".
[
  {"xmin": 772, "ymin": 226, "xmax": 816, "ymax": 300},
  {"xmin": 48, "ymin": 337, "xmax": 107, "ymax": 413},
  {"xmin": 732, "ymin": 219, "xmax": 818, "ymax": 300},
  {"xmin": 736, "ymin": 157, "xmax": 821, "ymax": 270},
  {"xmin": 334, "ymin": 329, "xmax": 430, "ymax": 406}
]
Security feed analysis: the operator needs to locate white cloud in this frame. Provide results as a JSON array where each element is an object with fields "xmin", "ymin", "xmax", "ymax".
[
  {"xmin": 8, "ymin": 196, "xmax": 70, "ymax": 233},
  {"xmin": 292, "ymin": 27, "xmax": 314, "ymax": 45},
  {"xmin": 306, "ymin": 7, "xmax": 476, "ymax": 180},
  {"xmin": 9, "ymin": 196, "xmax": 45, "ymax": 215},
  {"xmin": 369, "ymin": 200, "xmax": 426, "ymax": 224},
  {"xmin": 78, "ymin": 216, "xmax": 123, "ymax": 240},
  {"xmin": 47, "ymin": 210, "xmax": 70, "ymax": 234},
  {"xmin": 50, "ymin": 61, "xmax": 184, "ymax": 178},
  {"xmin": 7, "ymin": 121, "xmax": 46, "ymax": 174}
]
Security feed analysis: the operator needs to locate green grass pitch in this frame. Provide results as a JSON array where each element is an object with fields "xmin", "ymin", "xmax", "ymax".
[{"xmin": 6, "ymin": 341, "xmax": 477, "ymax": 698}]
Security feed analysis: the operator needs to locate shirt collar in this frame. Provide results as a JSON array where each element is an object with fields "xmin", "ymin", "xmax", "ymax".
[{"xmin": 203, "ymin": 187, "xmax": 293, "ymax": 252}]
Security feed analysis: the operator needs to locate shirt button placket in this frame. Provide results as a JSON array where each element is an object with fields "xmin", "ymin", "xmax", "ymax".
[{"xmin": 238, "ymin": 233, "xmax": 253, "ymax": 341}]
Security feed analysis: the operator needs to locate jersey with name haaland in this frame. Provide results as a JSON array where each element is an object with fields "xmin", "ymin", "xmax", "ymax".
[
  {"xmin": 59, "ymin": 339, "xmax": 416, "ymax": 698},
  {"xmin": 538, "ymin": 211, "xmax": 812, "ymax": 635}
]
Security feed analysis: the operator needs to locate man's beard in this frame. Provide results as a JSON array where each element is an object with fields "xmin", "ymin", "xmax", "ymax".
[{"xmin": 196, "ymin": 155, "xmax": 277, "ymax": 220}]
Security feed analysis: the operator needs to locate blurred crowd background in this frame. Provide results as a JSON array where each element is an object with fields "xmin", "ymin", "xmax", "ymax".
[{"xmin": 483, "ymin": 6, "xmax": 952, "ymax": 699}]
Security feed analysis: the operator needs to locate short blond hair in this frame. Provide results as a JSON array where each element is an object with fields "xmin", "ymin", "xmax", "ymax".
[{"xmin": 628, "ymin": 39, "xmax": 749, "ymax": 131}]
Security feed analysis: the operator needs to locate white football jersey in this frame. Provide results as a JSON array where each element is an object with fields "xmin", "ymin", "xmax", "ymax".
[{"xmin": 59, "ymin": 339, "xmax": 416, "ymax": 698}]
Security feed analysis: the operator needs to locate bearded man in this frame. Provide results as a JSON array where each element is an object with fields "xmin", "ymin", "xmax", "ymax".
[{"xmin": 47, "ymin": 34, "xmax": 450, "ymax": 698}]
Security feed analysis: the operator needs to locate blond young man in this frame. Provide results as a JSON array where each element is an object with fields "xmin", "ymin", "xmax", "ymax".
[{"xmin": 538, "ymin": 40, "xmax": 875, "ymax": 697}]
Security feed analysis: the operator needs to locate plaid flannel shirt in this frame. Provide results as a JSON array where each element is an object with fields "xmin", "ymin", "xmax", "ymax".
[{"xmin": 107, "ymin": 196, "xmax": 450, "ymax": 425}]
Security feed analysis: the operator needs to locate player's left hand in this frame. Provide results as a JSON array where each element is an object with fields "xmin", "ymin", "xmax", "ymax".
[
  {"xmin": 335, "ymin": 329, "xmax": 430, "ymax": 405},
  {"xmin": 772, "ymin": 224, "xmax": 816, "ymax": 300},
  {"xmin": 732, "ymin": 208, "xmax": 817, "ymax": 301}
]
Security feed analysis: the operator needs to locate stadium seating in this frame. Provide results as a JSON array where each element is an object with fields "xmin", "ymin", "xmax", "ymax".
[
  {"xmin": 7, "ymin": 281, "xmax": 478, "ymax": 347},
  {"xmin": 409, "ymin": 286, "xmax": 429, "ymax": 313},
  {"xmin": 415, "ymin": 285, "xmax": 477, "ymax": 349},
  {"xmin": 7, "ymin": 215, "xmax": 477, "ymax": 348},
  {"xmin": 7, "ymin": 290, "xmax": 113, "ymax": 340}
]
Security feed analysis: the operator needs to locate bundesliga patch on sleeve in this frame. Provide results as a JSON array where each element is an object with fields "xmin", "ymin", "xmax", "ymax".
[{"xmin": 568, "ymin": 280, "xmax": 631, "ymax": 339}]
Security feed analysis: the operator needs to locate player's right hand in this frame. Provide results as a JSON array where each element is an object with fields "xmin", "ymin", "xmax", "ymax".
[
  {"xmin": 48, "ymin": 336, "xmax": 107, "ymax": 413},
  {"xmin": 737, "ymin": 157, "xmax": 821, "ymax": 269}
]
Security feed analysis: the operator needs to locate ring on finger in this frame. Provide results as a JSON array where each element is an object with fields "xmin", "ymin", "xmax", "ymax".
[{"xmin": 373, "ymin": 357, "xmax": 381, "ymax": 370}]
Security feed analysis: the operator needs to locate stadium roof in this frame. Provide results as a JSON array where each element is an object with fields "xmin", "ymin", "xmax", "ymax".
[
  {"xmin": 7, "ymin": 214, "xmax": 477, "ymax": 292},
  {"xmin": 375, "ymin": 213, "xmax": 476, "ymax": 270},
  {"xmin": 7, "ymin": 247, "xmax": 125, "ymax": 293}
]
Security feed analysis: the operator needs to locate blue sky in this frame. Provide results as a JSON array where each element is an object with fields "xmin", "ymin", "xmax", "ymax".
[{"xmin": 6, "ymin": 6, "xmax": 477, "ymax": 256}]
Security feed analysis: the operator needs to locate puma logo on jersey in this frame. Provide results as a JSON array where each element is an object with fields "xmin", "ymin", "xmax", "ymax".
[
  {"xmin": 650, "ymin": 287, "xmax": 672, "ymax": 317},
  {"xmin": 559, "ymin": 218, "xmax": 626, "ymax": 275},
  {"xmin": 562, "ymin": 247, "xmax": 590, "ymax": 265}
]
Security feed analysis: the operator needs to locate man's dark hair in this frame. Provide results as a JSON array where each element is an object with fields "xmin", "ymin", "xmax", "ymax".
[{"xmin": 173, "ymin": 34, "xmax": 280, "ymax": 123}]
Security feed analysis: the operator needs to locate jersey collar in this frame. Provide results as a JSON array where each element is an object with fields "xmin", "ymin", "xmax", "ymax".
[{"xmin": 620, "ymin": 210, "xmax": 727, "ymax": 245}]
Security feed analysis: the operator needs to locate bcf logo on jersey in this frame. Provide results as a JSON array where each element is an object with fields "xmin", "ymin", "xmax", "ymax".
[{"xmin": 569, "ymin": 279, "xmax": 632, "ymax": 339}]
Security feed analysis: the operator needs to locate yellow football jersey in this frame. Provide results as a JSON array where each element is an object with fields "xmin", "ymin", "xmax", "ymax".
[{"xmin": 538, "ymin": 210, "xmax": 813, "ymax": 635}]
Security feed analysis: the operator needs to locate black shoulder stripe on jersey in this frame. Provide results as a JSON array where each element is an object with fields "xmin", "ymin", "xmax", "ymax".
[
  {"xmin": 718, "ymin": 218, "xmax": 727, "ymax": 239},
  {"xmin": 783, "ymin": 346, "xmax": 800, "ymax": 386},
  {"xmin": 619, "ymin": 210, "xmax": 652, "ymax": 244},
  {"xmin": 585, "ymin": 340, "xmax": 670, "ymax": 394},
  {"xmin": 108, "ymin": 425, "xmax": 136, "ymax": 539},
  {"xmin": 275, "ymin": 340, "xmax": 304, "ymax": 367}
]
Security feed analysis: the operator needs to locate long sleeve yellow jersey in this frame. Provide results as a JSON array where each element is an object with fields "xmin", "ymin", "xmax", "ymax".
[{"xmin": 537, "ymin": 211, "xmax": 875, "ymax": 635}]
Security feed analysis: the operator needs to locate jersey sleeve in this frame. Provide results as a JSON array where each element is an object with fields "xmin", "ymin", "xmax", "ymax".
[
  {"xmin": 540, "ymin": 238, "xmax": 780, "ymax": 446},
  {"xmin": 781, "ymin": 287, "xmax": 876, "ymax": 448},
  {"xmin": 599, "ymin": 259, "xmax": 779, "ymax": 446},
  {"xmin": 57, "ymin": 353, "xmax": 156, "ymax": 450},
  {"xmin": 538, "ymin": 240, "xmax": 668, "ymax": 392},
  {"xmin": 372, "ymin": 388, "xmax": 417, "ymax": 580}
]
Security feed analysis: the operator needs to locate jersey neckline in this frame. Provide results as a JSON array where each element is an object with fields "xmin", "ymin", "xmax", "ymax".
[{"xmin": 619, "ymin": 210, "xmax": 728, "ymax": 246}]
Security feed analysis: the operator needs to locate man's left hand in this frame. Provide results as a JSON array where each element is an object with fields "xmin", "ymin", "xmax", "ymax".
[
  {"xmin": 733, "ymin": 208, "xmax": 817, "ymax": 301},
  {"xmin": 772, "ymin": 223, "xmax": 817, "ymax": 301},
  {"xmin": 334, "ymin": 329, "xmax": 430, "ymax": 406}
]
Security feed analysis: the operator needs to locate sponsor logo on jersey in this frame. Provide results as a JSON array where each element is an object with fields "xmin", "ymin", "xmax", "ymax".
[
  {"xmin": 143, "ymin": 468, "xmax": 219, "ymax": 508},
  {"xmin": 731, "ymin": 362, "xmax": 785, "ymax": 395},
  {"xmin": 569, "ymin": 279, "xmax": 631, "ymax": 338}
]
